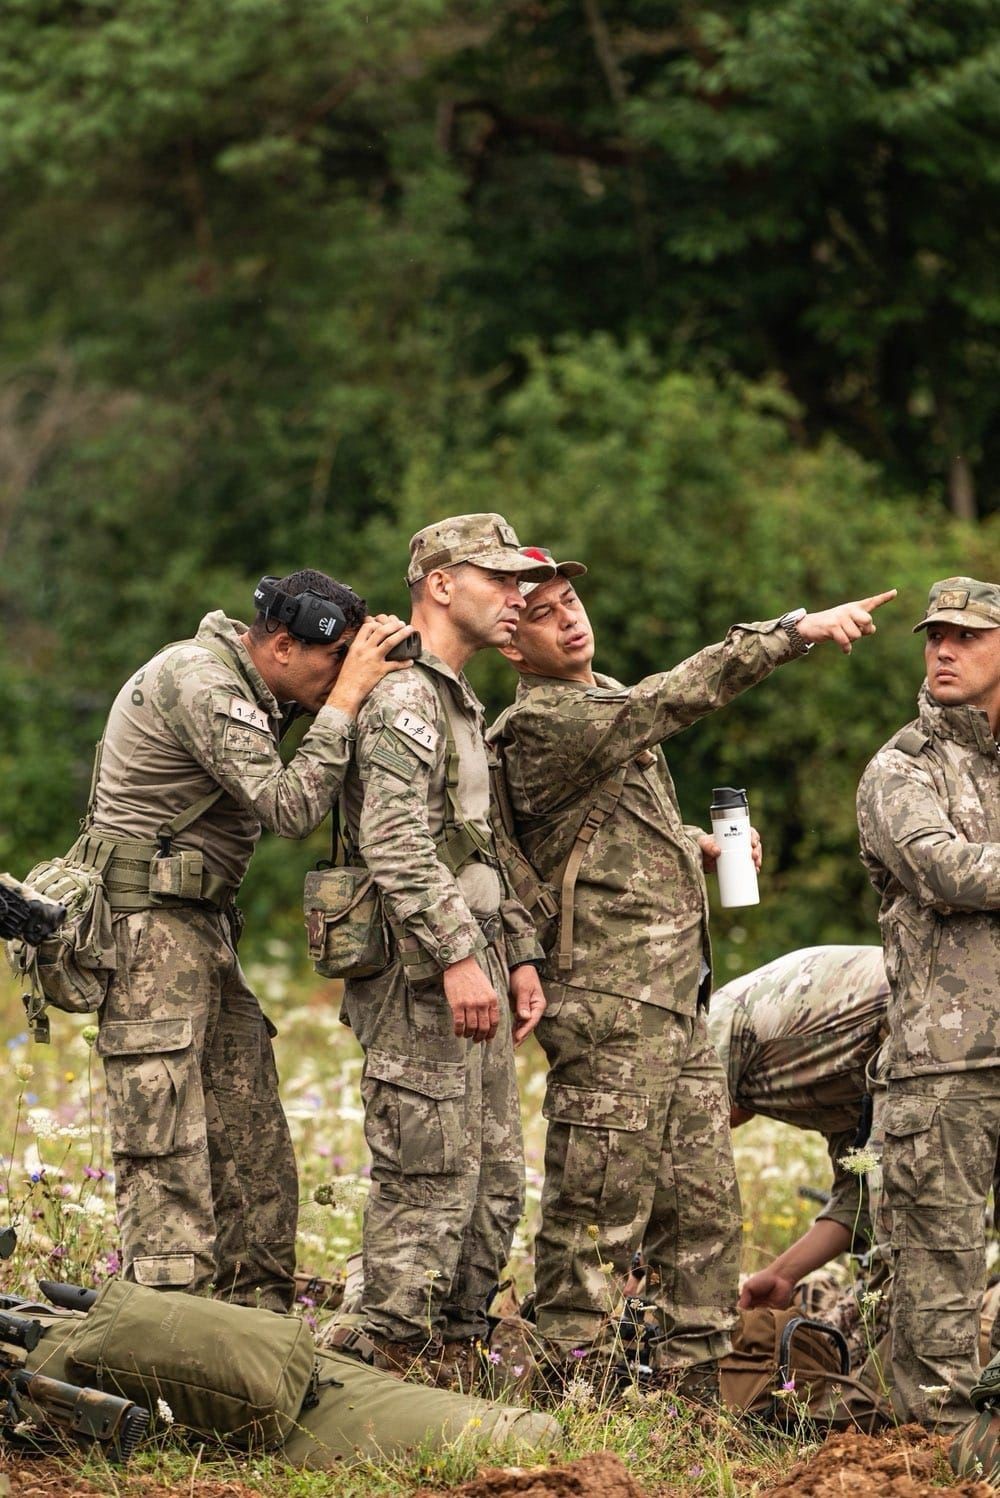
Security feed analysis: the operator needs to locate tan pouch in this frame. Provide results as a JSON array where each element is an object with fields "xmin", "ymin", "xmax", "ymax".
[
  {"xmin": 304, "ymin": 866, "xmax": 388, "ymax": 980},
  {"xmin": 149, "ymin": 849, "xmax": 204, "ymax": 899}
]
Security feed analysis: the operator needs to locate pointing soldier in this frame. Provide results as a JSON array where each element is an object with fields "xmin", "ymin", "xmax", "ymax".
[
  {"xmin": 82, "ymin": 570, "xmax": 411, "ymax": 1310},
  {"xmin": 489, "ymin": 553, "xmax": 895, "ymax": 1390},
  {"xmin": 857, "ymin": 576, "xmax": 1000, "ymax": 1432},
  {"xmin": 328, "ymin": 516, "xmax": 552, "ymax": 1380}
]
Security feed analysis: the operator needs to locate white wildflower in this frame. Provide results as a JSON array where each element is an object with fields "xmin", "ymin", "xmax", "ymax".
[
  {"xmin": 919, "ymin": 1384, "xmax": 949, "ymax": 1400},
  {"xmin": 838, "ymin": 1146, "xmax": 879, "ymax": 1176},
  {"xmin": 27, "ymin": 1109, "xmax": 58, "ymax": 1140},
  {"xmin": 156, "ymin": 1397, "xmax": 175, "ymax": 1426}
]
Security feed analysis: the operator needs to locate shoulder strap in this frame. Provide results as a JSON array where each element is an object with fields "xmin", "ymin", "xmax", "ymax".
[
  {"xmin": 895, "ymin": 725, "xmax": 929, "ymax": 757},
  {"xmin": 554, "ymin": 765, "xmax": 627, "ymax": 972},
  {"xmin": 434, "ymin": 688, "xmax": 495, "ymax": 877}
]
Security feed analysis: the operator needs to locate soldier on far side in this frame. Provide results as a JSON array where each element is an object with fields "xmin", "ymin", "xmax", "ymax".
[
  {"xmin": 709, "ymin": 945, "xmax": 888, "ymax": 1312},
  {"xmin": 857, "ymin": 575, "xmax": 1000, "ymax": 1433}
]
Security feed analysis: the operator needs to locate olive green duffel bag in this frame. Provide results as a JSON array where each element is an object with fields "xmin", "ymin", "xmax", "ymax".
[{"xmin": 64, "ymin": 1279, "xmax": 316, "ymax": 1449}]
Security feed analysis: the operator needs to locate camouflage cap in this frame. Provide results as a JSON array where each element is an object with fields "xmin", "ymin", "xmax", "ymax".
[
  {"xmin": 406, "ymin": 513, "xmax": 556, "ymax": 586},
  {"xmin": 517, "ymin": 546, "xmax": 588, "ymax": 597},
  {"xmin": 912, "ymin": 576, "xmax": 1000, "ymax": 632}
]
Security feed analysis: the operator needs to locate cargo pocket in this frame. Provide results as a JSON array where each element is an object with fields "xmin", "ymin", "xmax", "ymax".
[
  {"xmin": 97, "ymin": 1017, "xmax": 203, "ymax": 1158},
  {"xmin": 363, "ymin": 1048, "xmax": 467, "ymax": 1178},
  {"xmin": 882, "ymin": 1094, "xmax": 940, "ymax": 1207},
  {"xmin": 543, "ymin": 1081, "xmax": 649, "ymax": 1224}
]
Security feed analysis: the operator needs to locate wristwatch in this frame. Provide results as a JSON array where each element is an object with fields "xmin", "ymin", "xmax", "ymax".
[{"xmin": 779, "ymin": 607, "xmax": 813, "ymax": 655}]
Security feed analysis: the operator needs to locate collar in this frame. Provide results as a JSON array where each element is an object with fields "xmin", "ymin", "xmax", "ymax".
[
  {"xmin": 918, "ymin": 683, "xmax": 999, "ymax": 756},
  {"xmin": 416, "ymin": 650, "xmax": 484, "ymax": 716},
  {"xmin": 516, "ymin": 668, "xmax": 622, "ymax": 696}
]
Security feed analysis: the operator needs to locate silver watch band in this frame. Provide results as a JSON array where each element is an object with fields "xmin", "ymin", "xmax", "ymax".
[{"xmin": 779, "ymin": 607, "xmax": 813, "ymax": 655}]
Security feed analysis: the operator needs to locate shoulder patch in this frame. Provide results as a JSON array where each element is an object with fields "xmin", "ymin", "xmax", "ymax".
[
  {"xmin": 392, "ymin": 709, "xmax": 438, "ymax": 753},
  {"xmin": 368, "ymin": 726, "xmax": 430, "ymax": 781},
  {"xmin": 584, "ymin": 686, "xmax": 631, "ymax": 701},
  {"xmin": 227, "ymin": 696, "xmax": 271, "ymax": 734}
]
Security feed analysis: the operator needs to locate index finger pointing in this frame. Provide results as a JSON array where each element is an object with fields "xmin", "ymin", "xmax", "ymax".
[{"xmin": 860, "ymin": 589, "xmax": 897, "ymax": 612}]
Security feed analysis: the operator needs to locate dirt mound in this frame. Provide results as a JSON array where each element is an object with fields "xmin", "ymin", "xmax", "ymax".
[
  {"xmin": 759, "ymin": 1423, "xmax": 994, "ymax": 1497},
  {"xmin": 415, "ymin": 1451, "xmax": 647, "ymax": 1498}
]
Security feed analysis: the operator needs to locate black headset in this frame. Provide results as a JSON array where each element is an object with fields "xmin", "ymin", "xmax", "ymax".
[{"xmin": 253, "ymin": 577, "xmax": 347, "ymax": 644}]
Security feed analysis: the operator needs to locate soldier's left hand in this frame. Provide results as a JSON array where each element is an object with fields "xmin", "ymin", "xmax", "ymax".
[
  {"xmin": 797, "ymin": 589, "xmax": 897, "ymax": 654},
  {"xmin": 509, "ymin": 965, "xmax": 546, "ymax": 1046},
  {"xmin": 697, "ymin": 829, "xmax": 762, "ymax": 874}
]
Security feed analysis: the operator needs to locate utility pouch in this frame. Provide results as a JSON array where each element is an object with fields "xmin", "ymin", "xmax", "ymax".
[
  {"xmin": 6, "ymin": 845, "xmax": 118, "ymax": 1038},
  {"xmin": 65, "ymin": 1279, "xmax": 316, "ymax": 1449},
  {"xmin": 149, "ymin": 849, "xmax": 205, "ymax": 900},
  {"xmin": 304, "ymin": 866, "xmax": 388, "ymax": 980}
]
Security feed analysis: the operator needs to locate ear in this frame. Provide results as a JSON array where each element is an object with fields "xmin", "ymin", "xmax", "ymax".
[
  {"xmin": 425, "ymin": 568, "xmax": 453, "ymax": 606},
  {"xmin": 270, "ymin": 628, "xmax": 294, "ymax": 664}
]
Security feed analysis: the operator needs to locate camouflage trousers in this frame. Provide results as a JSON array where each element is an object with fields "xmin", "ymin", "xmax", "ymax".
[
  {"xmin": 96, "ymin": 906, "xmax": 297, "ymax": 1312},
  {"xmin": 877, "ymin": 1068, "xmax": 1000, "ymax": 1432},
  {"xmin": 341, "ymin": 941, "xmax": 524, "ymax": 1344},
  {"xmin": 533, "ymin": 985, "xmax": 741, "ymax": 1367}
]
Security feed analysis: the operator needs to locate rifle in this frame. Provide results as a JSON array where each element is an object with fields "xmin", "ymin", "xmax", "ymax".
[
  {"xmin": 0, "ymin": 1307, "xmax": 148, "ymax": 1459},
  {"xmin": 0, "ymin": 875, "xmax": 66, "ymax": 945}
]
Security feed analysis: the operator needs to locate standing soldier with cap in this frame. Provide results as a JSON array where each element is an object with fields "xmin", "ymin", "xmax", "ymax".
[
  {"xmin": 489, "ymin": 552, "xmax": 895, "ymax": 1392},
  {"xmin": 82, "ymin": 570, "xmax": 412, "ymax": 1310},
  {"xmin": 857, "ymin": 575, "xmax": 1000, "ymax": 1432},
  {"xmin": 327, "ymin": 515, "xmax": 551, "ymax": 1382}
]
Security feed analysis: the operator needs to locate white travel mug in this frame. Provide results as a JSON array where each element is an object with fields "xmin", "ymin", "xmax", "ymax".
[{"xmin": 710, "ymin": 787, "xmax": 760, "ymax": 908}]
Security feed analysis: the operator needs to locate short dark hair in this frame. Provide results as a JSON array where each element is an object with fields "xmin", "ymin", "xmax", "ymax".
[{"xmin": 249, "ymin": 569, "xmax": 367, "ymax": 643}]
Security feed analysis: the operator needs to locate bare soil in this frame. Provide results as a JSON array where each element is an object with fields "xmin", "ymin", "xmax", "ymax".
[
  {"xmin": 758, "ymin": 1424, "xmax": 993, "ymax": 1498},
  {"xmin": 414, "ymin": 1452, "xmax": 647, "ymax": 1498}
]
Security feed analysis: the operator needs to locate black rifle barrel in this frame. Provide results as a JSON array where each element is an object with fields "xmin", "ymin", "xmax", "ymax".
[{"xmin": 38, "ymin": 1279, "xmax": 98, "ymax": 1311}]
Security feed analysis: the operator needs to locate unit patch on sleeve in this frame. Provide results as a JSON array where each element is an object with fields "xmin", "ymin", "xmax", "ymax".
[
  {"xmin": 392, "ymin": 710, "xmax": 438, "ymax": 753},
  {"xmin": 228, "ymin": 697, "xmax": 271, "ymax": 734}
]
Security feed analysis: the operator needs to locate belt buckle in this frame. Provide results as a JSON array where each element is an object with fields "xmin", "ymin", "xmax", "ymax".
[{"xmin": 479, "ymin": 913, "xmax": 502, "ymax": 944}]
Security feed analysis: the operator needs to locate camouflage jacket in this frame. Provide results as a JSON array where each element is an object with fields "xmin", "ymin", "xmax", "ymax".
[
  {"xmin": 91, "ymin": 611, "xmax": 355, "ymax": 887},
  {"xmin": 709, "ymin": 946, "xmax": 888, "ymax": 1235},
  {"xmin": 488, "ymin": 619, "xmax": 803, "ymax": 1012},
  {"xmin": 857, "ymin": 687, "xmax": 1000, "ymax": 1078},
  {"xmin": 342, "ymin": 653, "xmax": 542, "ymax": 976}
]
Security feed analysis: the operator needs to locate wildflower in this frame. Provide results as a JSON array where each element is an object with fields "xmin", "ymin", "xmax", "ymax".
[
  {"xmin": 83, "ymin": 1166, "xmax": 105, "ymax": 1180},
  {"xmin": 570, "ymin": 1348, "xmax": 587, "ymax": 1359},
  {"xmin": 586, "ymin": 1224, "xmax": 600, "ymax": 1241},
  {"xmin": 81, "ymin": 1025, "xmax": 99, "ymax": 1048},
  {"xmin": 600, "ymin": 1261, "xmax": 614, "ymax": 1276},
  {"xmin": 14, "ymin": 1062, "xmax": 34, "ymax": 1083},
  {"xmin": 781, "ymin": 1377, "xmax": 796, "ymax": 1393},
  {"xmin": 919, "ymin": 1383, "xmax": 949, "ymax": 1400},
  {"xmin": 860, "ymin": 1288, "xmax": 883, "ymax": 1312},
  {"xmin": 425, "ymin": 1269, "xmax": 441, "ymax": 1281},
  {"xmin": 156, "ymin": 1397, "xmax": 175, "ymax": 1426},
  {"xmin": 312, "ymin": 1184, "xmax": 335, "ymax": 1206},
  {"xmin": 63, "ymin": 1071, "xmax": 75, "ymax": 1084},
  {"xmin": 465, "ymin": 1417, "xmax": 483, "ymax": 1429},
  {"xmin": 488, "ymin": 1350, "xmax": 501, "ymax": 1365},
  {"xmin": 687, "ymin": 1465, "xmax": 704, "ymax": 1478},
  {"xmin": 513, "ymin": 1364, "xmax": 524, "ymax": 1377},
  {"xmin": 838, "ymin": 1146, "xmax": 879, "ymax": 1176},
  {"xmin": 563, "ymin": 1377, "xmax": 596, "ymax": 1409}
]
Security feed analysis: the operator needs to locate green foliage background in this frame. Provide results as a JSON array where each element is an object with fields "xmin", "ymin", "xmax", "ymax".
[{"xmin": 1, "ymin": 0, "xmax": 997, "ymax": 975}]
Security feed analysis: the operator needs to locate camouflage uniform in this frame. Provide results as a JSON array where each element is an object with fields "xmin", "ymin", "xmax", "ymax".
[
  {"xmin": 338, "ymin": 518, "xmax": 550, "ymax": 1348},
  {"xmin": 88, "ymin": 610, "xmax": 355, "ymax": 1309},
  {"xmin": 489, "ymin": 615, "xmax": 807, "ymax": 1363},
  {"xmin": 856, "ymin": 577, "xmax": 1000, "ymax": 1431},
  {"xmin": 709, "ymin": 945, "xmax": 888, "ymax": 1245}
]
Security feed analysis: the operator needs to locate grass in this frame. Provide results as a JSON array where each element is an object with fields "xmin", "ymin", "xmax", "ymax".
[{"xmin": 0, "ymin": 951, "xmax": 868, "ymax": 1495}]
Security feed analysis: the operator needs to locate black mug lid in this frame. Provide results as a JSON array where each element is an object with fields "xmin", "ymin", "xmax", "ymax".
[{"xmin": 711, "ymin": 786, "xmax": 748, "ymax": 810}]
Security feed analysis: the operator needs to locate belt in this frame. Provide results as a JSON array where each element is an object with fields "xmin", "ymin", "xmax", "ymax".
[{"xmin": 72, "ymin": 833, "xmax": 238, "ymax": 913}]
